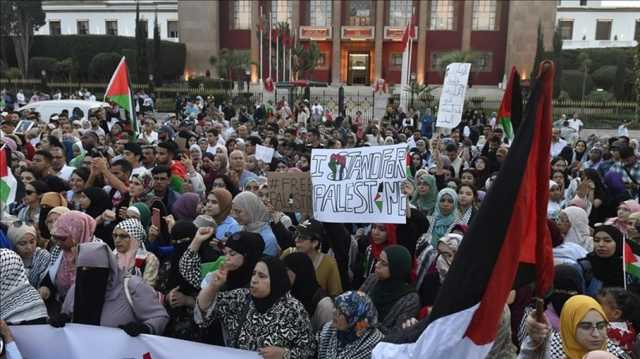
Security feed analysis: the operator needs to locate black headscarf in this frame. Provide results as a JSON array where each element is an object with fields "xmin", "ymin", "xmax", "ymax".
[
  {"xmin": 82, "ymin": 187, "xmax": 111, "ymax": 218},
  {"xmin": 548, "ymin": 264, "xmax": 585, "ymax": 315},
  {"xmin": 369, "ymin": 245, "xmax": 415, "ymax": 320},
  {"xmin": 252, "ymin": 256, "xmax": 290, "ymax": 314},
  {"xmin": 587, "ymin": 225, "xmax": 624, "ymax": 288},
  {"xmin": 224, "ymin": 231, "xmax": 265, "ymax": 291},
  {"xmin": 283, "ymin": 252, "xmax": 322, "ymax": 316},
  {"xmin": 167, "ymin": 220, "xmax": 198, "ymax": 294}
]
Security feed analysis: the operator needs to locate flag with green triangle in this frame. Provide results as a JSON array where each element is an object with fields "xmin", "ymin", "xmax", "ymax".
[
  {"xmin": 104, "ymin": 57, "xmax": 138, "ymax": 139},
  {"xmin": 0, "ymin": 146, "xmax": 17, "ymax": 210},
  {"xmin": 497, "ymin": 67, "xmax": 522, "ymax": 141}
]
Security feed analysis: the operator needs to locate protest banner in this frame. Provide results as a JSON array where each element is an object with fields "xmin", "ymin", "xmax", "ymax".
[
  {"xmin": 11, "ymin": 324, "xmax": 259, "ymax": 359},
  {"xmin": 267, "ymin": 171, "xmax": 312, "ymax": 214},
  {"xmin": 436, "ymin": 62, "xmax": 471, "ymax": 129},
  {"xmin": 310, "ymin": 144, "xmax": 408, "ymax": 224},
  {"xmin": 254, "ymin": 144, "xmax": 275, "ymax": 163}
]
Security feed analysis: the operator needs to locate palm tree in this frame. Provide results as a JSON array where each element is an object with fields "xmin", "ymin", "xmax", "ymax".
[
  {"xmin": 209, "ymin": 49, "xmax": 255, "ymax": 81},
  {"xmin": 577, "ymin": 51, "xmax": 592, "ymax": 101}
]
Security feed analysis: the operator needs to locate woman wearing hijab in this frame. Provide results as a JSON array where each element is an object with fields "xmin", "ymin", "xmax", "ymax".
[
  {"xmin": 66, "ymin": 167, "xmax": 90, "ymax": 210},
  {"xmin": 38, "ymin": 193, "xmax": 68, "ymax": 245},
  {"xmin": 553, "ymin": 212, "xmax": 589, "ymax": 266},
  {"xmin": 411, "ymin": 169, "xmax": 437, "ymax": 216},
  {"xmin": 607, "ymin": 200, "xmax": 640, "ymax": 235},
  {"xmin": 360, "ymin": 245, "xmax": 419, "ymax": 334},
  {"xmin": 559, "ymin": 206, "xmax": 593, "ymax": 252},
  {"xmin": 112, "ymin": 219, "xmax": 159, "ymax": 287},
  {"xmin": 17, "ymin": 180, "xmax": 48, "ymax": 224},
  {"xmin": 203, "ymin": 188, "xmax": 240, "ymax": 241},
  {"xmin": 318, "ymin": 291, "xmax": 383, "ymax": 359},
  {"xmin": 427, "ymin": 188, "xmax": 459, "ymax": 247},
  {"xmin": 41, "ymin": 206, "xmax": 70, "ymax": 250},
  {"xmin": 579, "ymin": 225, "xmax": 624, "ymax": 297},
  {"xmin": 171, "ymin": 192, "xmax": 202, "ymax": 221},
  {"xmin": 231, "ymin": 191, "xmax": 279, "ymax": 257},
  {"xmin": 1, "ymin": 249, "xmax": 48, "ymax": 325},
  {"xmin": 38, "ymin": 211, "xmax": 98, "ymax": 315},
  {"xmin": 520, "ymin": 295, "xmax": 629, "ymax": 358},
  {"xmin": 127, "ymin": 202, "xmax": 151, "ymax": 231},
  {"xmin": 128, "ymin": 172, "xmax": 154, "ymax": 206},
  {"xmin": 196, "ymin": 256, "xmax": 316, "ymax": 358},
  {"xmin": 355, "ymin": 223, "xmax": 397, "ymax": 288},
  {"xmin": 284, "ymin": 252, "xmax": 336, "ymax": 332},
  {"xmin": 78, "ymin": 187, "xmax": 115, "ymax": 248},
  {"xmin": 6, "ymin": 222, "xmax": 51, "ymax": 287},
  {"xmin": 418, "ymin": 233, "xmax": 462, "ymax": 307},
  {"xmin": 51, "ymin": 242, "xmax": 168, "ymax": 336}
]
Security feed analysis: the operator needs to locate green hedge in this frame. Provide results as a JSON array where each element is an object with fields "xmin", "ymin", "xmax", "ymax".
[
  {"xmin": 561, "ymin": 70, "xmax": 595, "ymax": 100},
  {"xmin": 2, "ymin": 35, "xmax": 185, "ymax": 82}
]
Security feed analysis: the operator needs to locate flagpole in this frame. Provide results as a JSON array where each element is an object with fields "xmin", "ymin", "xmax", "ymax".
[
  {"xmin": 276, "ymin": 28, "xmax": 279, "ymax": 83},
  {"xmin": 259, "ymin": 6, "xmax": 263, "ymax": 83},
  {"xmin": 282, "ymin": 31, "xmax": 286, "ymax": 83},
  {"xmin": 268, "ymin": 16, "xmax": 272, "ymax": 80},
  {"xmin": 289, "ymin": 32, "xmax": 293, "ymax": 81}
]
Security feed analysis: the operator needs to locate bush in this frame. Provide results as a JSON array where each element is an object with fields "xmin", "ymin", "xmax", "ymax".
[
  {"xmin": 88, "ymin": 52, "xmax": 122, "ymax": 81},
  {"xmin": 187, "ymin": 76, "xmax": 233, "ymax": 90},
  {"xmin": 3, "ymin": 67, "xmax": 22, "ymax": 80},
  {"xmin": 561, "ymin": 70, "xmax": 595, "ymax": 100},
  {"xmin": 591, "ymin": 65, "xmax": 617, "ymax": 91},
  {"xmin": 29, "ymin": 57, "xmax": 58, "ymax": 78},
  {"xmin": 585, "ymin": 89, "xmax": 614, "ymax": 102}
]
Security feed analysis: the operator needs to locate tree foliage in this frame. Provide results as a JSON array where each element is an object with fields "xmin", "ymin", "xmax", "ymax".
[
  {"xmin": 578, "ymin": 51, "xmax": 592, "ymax": 101},
  {"xmin": 591, "ymin": 65, "xmax": 617, "ymax": 91},
  {"xmin": 0, "ymin": 0, "xmax": 45, "ymax": 77},
  {"xmin": 293, "ymin": 42, "xmax": 321, "ymax": 79},
  {"xmin": 152, "ymin": 12, "xmax": 161, "ymax": 85},
  {"xmin": 552, "ymin": 27, "xmax": 563, "ymax": 98},
  {"xmin": 88, "ymin": 52, "xmax": 122, "ymax": 81},
  {"xmin": 209, "ymin": 49, "xmax": 254, "ymax": 81},
  {"xmin": 530, "ymin": 22, "xmax": 545, "ymax": 81},
  {"xmin": 134, "ymin": 2, "xmax": 148, "ymax": 82}
]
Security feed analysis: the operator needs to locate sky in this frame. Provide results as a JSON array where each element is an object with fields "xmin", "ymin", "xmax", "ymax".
[{"xmin": 600, "ymin": 0, "xmax": 640, "ymax": 7}]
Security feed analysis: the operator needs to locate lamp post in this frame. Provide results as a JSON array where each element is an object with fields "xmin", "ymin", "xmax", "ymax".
[
  {"xmin": 148, "ymin": 74, "xmax": 154, "ymax": 93},
  {"xmin": 41, "ymin": 69, "xmax": 48, "ymax": 92},
  {"xmin": 410, "ymin": 73, "xmax": 416, "ymax": 108}
]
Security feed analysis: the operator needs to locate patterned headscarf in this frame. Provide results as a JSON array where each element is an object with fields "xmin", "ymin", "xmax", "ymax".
[
  {"xmin": 335, "ymin": 291, "xmax": 378, "ymax": 344},
  {"xmin": 113, "ymin": 218, "xmax": 146, "ymax": 271},
  {"xmin": 0, "ymin": 249, "xmax": 48, "ymax": 323},
  {"xmin": 130, "ymin": 172, "xmax": 154, "ymax": 198},
  {"xmin": 412, "ymin": 169, "xmax": 437, "ymax": 215},
  {"xmin": 436, "ymin": 233, "xmax": 463, "ymax": 282}
]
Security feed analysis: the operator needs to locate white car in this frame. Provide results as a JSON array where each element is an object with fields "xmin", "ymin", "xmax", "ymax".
[{"xmin": 16, "ymin": 100, "xmax": 111, "ymax": 123}]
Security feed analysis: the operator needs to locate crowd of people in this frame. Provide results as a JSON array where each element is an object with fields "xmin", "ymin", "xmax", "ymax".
[{"xmin": 0, "ymin": 88, "xmax": 640, "ymax": 359}]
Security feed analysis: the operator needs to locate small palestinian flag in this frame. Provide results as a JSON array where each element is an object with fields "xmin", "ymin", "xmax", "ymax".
[
  {"xmin": 497, "ymin": 66, "xmax": 522, "ymax": 141},
  {"xmin": 373, "ymin": 61, "xmax": 556, "ymax": 359},
  {"xmin": 405, "ymin": 152, "xmax": 413, "ymax": 179},
  {"xmin": 625, "ymin": 239, "xmax": 640, "ymax": 285},
  {"xmin": 374, "ymin": 183, "xmax": 384, "ymax": 212},
  {"xmin": 104, "ymin": 57, "xmax": 138, "ymax": 139},
  {"xmin": 0, "ymin": 146, "xmax": 17, "ymax": 210}
]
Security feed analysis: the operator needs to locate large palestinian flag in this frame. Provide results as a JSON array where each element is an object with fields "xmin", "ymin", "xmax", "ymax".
[
  {"xmin": 373, "ymin": 61, "xmax": 556, "ymax": 358},
  {"xmin": 104, "ymin": 57, "xmax": 138, "ymax": 138},
  {"xmin": 498, "ymin": 66, "xmax": 522, "ymax": 141}
]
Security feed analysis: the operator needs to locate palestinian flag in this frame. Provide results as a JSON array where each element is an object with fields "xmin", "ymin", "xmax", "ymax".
[
  {"xmin": 497, "ymin": 66, "xmax": 522, "ymax": 141},
  {"xmin": 105, "ymin": 57, "xmax": 138, "ymax": 139},
  {"xmin": 373, "ymin": 61, "xmax": 556, "ymax": 359},
  {"xmin": 624, "ymin": 239, "xmax": 640, "ymax": 285},
  {"xmin": 0, "ymin": 146, "xmax": 17, "ymax": 209}
]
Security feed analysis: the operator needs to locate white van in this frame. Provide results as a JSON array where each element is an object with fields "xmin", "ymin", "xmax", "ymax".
[{"xmin": 16, "ymin": 100, "xmax": 111, "ymax": 123}]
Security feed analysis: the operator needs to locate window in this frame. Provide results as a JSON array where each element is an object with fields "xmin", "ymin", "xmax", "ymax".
[
  {"xmin": 472, "ymin": 0, "xmax": 497, "ymax": 31},
  {"xmin": 473, "ymin": 52, "xmax": 493, "ymax": 72},
  {"xmin": 430, "ymin": 0, "xmax": 455, "ymax": 30},
  {"xmin": 595, "ymin": 20, "xmax": 612, "ymax": 40},
  {"xmin": 49, "ymin": 21, "xmax": 61, "ymax": 35},
  {"xmin": 317, "ymin": 53, "xmax": 326, "ymax": 66},
  {"xmin": 309, "ymin": 0, "xmax": 332, "ymax": 27},
  {"xmin": 77, "ymin": 20, "xmax": 89, "ymax": 35},
  {"xmin": 580, "ymin": 0, "xmax": 587, "ymax": 5},
  {"xmin": 348, "ymin": 0, "xmax": 374, "ymax": 26},
  {"xmin": 391, "ymin": 53, "xmax": 403, "ymax": 67},
  {"xmin": 271, "ymin": 0, "xmax": 292, "ymax": 25},
  {"xmin": 105, "ymin": 20, "xmax": 118, "ymax": 36},
  {"xmin": 389, "ymin": 0, "xmax": 413, "ymax": 27},
  {"xmin": 167, "ymin": 20, "xmax": 178, "ymax": 38},
  {"xmin": 558, "ymin": 20, "xmax": 574, "ymax": 40},
  {"xmin": 231, "ymin": 0, "xmax": 251, "ymax": 30}
]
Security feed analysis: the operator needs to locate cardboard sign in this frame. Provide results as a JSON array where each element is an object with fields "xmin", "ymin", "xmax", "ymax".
[
  {"xmin": 267, "ymin": 171, "xmax": 312, "ymax": 215},
  {"xmin": 310, "ymin": 144, "xmax": 408, "ymax": 224},
  {"xmin": 436, "ymin": 63, "xmax": 471, "ymax": 129},
  {"xmin": 254, "ymin": 144, "xmax": 275, "ymax": 163}
]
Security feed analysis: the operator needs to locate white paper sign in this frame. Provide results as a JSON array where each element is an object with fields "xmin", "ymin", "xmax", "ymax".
[
  {"xmin": 11, "ymin": 324, "xmax": 260, "ymax": 359},
  {"xmin": 310, "ymin": 144, "xmax": 408, "ymax": 224},
  {"xmin": 436, "ymin": 63, "xmax": 471, "ymax": 129},
  {"xmin": 254, "ymin": 144, "xmax": 275, "ymax": 163}
]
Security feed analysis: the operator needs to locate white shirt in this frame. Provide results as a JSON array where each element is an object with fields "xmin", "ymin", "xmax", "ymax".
[
  {"xmin": 550, "ymin": 138, "xmax": 567, "ymax": 158},
  {"xmin": 311, "ymin": 104, "xmax": 323, "ymax": 116},
  {"xmin": 618, "ymin": 125, "xmax": 629, "ymax": 137},
  {"xmin": 567, "ymin": 118, "xmax": 583, "ymax": 132},
  {"xmin": 141, "ymin": 131, "xmax": 158, "ymax": 144},
  {"xmin": 56, "ymin": 165, "xmax": 75, "ymax": 181}
]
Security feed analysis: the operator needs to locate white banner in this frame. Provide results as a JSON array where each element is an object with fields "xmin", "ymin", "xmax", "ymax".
[
  {"xmin": 254, "ymin": 144, "xmax": 275, "ymax": 163},
  {"xmin": 436, "ymin": 62, "xmax": 471, "ymax": 129},
  {"xmin": 310, "ymin": 144, "xmax": 408, "ymax": 224},
  {"xmin": 10, "ymin": 324, "xmax": 259, "ymax": 359}
]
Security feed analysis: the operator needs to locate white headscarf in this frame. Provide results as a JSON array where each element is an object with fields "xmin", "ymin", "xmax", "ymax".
[
  {"xmin": 232, "ymin": 191, "xmax": 269, "ymax": 233},
  {"xmin": 562, "ymin": 206, "xmax": 593, "ymax": 252}
]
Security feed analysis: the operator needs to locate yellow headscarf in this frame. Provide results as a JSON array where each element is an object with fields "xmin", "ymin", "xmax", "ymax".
[{"xmin": 560, "ymin": 295, "xmax": 609, "ymax": 359}]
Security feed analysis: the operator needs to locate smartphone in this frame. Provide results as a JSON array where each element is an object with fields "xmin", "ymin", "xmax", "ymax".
[{"xmin": 152, "ymin": 208, "xmax": 161, "ymax": 228}]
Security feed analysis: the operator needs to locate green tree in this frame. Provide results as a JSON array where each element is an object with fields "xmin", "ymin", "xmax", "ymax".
[
  {"xmin": 134, "ymin": 1, "xmax": 148, "ymax": 82},
  {"xmin": 635, "ymin": 41, "xmax": 640, "ymax": 120},
  {"xmin": 552, "ymin": 26, "xmax": 563, "ymax": 98},
  {"xmin": 530, "ymin": 22, "xmax": 544, "ymax": 81},
  {"xmin": 209, "ymin": 49, "xmax": 254, "ymax": 81},
  {"xmin": 614, "ymin": 55, "xmax": 626, "ymax": 101},
  {"xmin": 56, "ymin": 57, "xmax": 79, "ymax": 82},
  {"xmin": 152, "ymin": 10, "xmax": 161, "ymax": 85},
  {"xmin": 436, "ymin": 50, "xmax": 482, "ymax": 84},
  {"xmin": 0, "ymin": 0, "xmax": 45, "ymax": 77},
  {"xmin": 88, "ymin": 52, "xmax": 122, "ymax": 81},
  {"xmin": 578, "ymin": 51, "xmax": 592, "ymax": 101},
  {"xmin": 293, "ymin": 41, "xmax": 321, "ymax": 79}
]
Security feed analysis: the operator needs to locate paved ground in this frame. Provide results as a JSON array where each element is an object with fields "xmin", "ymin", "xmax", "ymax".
[{"xmin": 582, "ymin": 129, "xmax": 640, "ymax": 138}]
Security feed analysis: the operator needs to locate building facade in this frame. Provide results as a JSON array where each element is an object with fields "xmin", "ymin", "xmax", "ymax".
[{"xmin": 557, "ymin": 0, "xmax": 640, "ymax": 50}]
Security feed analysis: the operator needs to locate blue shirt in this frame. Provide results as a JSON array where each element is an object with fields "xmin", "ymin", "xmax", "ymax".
[
  {"xmin": 420, "ymin": 115, "xmax": 433, "ymax": 138},
  {"xmin": 216, "ymin": 216, "xmax": 241, "ymax": 241},
  {"xmin": 258, "ymin": 224, "xmax": 279, "ymax": 257}
]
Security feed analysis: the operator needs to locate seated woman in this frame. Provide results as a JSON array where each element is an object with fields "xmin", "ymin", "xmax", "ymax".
[
  {"xmin": 78, "ymin": 187, "xmax": 114, "ymax": 248},
  {"xmin": 51, "ymin": 242, "xmax": 169, "ymax": 336},
  {"xmin": 203, "ymin": 188, "xmax": 241, "ymax": 241},
  {"xmin": 231, "ymin": 191, "xmax": 279, "ymax": 257},
  {"xmin": 418, "ymin": 233, "xmax": 462, "ymax": 308},
  {"xmin": 317, "ymin": 291, "xmax": 383, "ymax": 359},
  {"xmin": 284, "ymin": 252, "xmax": 336, "ymax": 332},
  {"xmin": 353, "ymin": 223, "xmax": 397, "ymax": 288},
  {"xmin": 360, "ymin": 245, "xmax": 419, "ymax": 334},
  {"xmin": 112, "ymin": 219, "xmax": 159, "ymax": 288},
  {"xmin": 196, "ymin": 256, "xmax": 316, "ymax": 358},
  {"xmin": 578, "ymin": 225, "xmax": 624, "ymax": 296},
  {"xmin": 519, "ymin": 295, "xmax": 629, "ymax": 358},
  {"xmin": 6, "ymin": 222, "xmax": 50, "ymax": 287},
  {"xmin": 0, "ymin": 249, "xmax": 48, "ymax": 325}
]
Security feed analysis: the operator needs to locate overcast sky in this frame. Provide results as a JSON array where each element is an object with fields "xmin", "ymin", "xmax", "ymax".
[{"xmin": 600, "ymin": 0, "xmax": 640, "ymax": 7}]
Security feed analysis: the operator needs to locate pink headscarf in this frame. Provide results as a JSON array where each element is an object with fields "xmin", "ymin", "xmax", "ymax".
[
  {"xmin": 51, "ymin": 211, "xmax": 97, "ymax": 293},
  {"xmin": 620, "ymin": 200, "xmax": 640, "ymax": 214}
]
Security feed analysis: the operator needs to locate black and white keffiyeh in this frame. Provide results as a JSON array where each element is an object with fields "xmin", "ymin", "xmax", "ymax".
[
  {"xmin": 0, "ymin": 249, "xmax": 48, "ymax": 323},
  {"xmin": 115, "ymin": 218, "xmax": 147, "ymax": 244}
]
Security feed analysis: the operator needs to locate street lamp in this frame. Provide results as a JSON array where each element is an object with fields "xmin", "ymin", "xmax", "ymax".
[
  {"xmin": 148, "ymin": 74, "xmax": 154, "ymax": 92},
  {"xmin": 40, "ymin": 69, "xmax": 48, "ymax": 92},
  {"xmin": 410, "ymin": 73, "xmax": 417, "ymax": 108}
]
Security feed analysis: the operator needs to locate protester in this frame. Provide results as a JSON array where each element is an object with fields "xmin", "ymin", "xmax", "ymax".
[
  {"xmin": 579, "ymin": 225, "xmax": 624, "ymax": 295},
  {"xmin": 231, "ymin": 191, "xmax": 279, "ymax": 257},
  {"xmin": 0, "ymin": 249, "xmax": 48, "ymax": 324},
  {"xmin": 112, "ymin": 219, "xmax": 159, "ymax": 287},
  {"xmin": 6, "ymin": 223, "xmax": 50, "ymax": 287}
]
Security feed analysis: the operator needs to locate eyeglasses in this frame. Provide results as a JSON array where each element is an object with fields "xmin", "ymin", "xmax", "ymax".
[{"xmin": 576, "ymin": 321, "xmax": 608, "ymax": 332}]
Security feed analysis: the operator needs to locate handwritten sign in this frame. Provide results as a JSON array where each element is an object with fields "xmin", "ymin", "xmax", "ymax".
[
  {"xmin": 254, "ymin": 144, "xmax": 275, "ymax": 164},
  {"xmin": 436, "ymin": 63, "xmax": 471, "ymax": 129},
  {"xmin": 267, "ymin": 171, "xmax": 312, "ymax": 215},
  {"xmin": 310, "ymin": 144, "xmax": 408, "ymax": 224}
]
